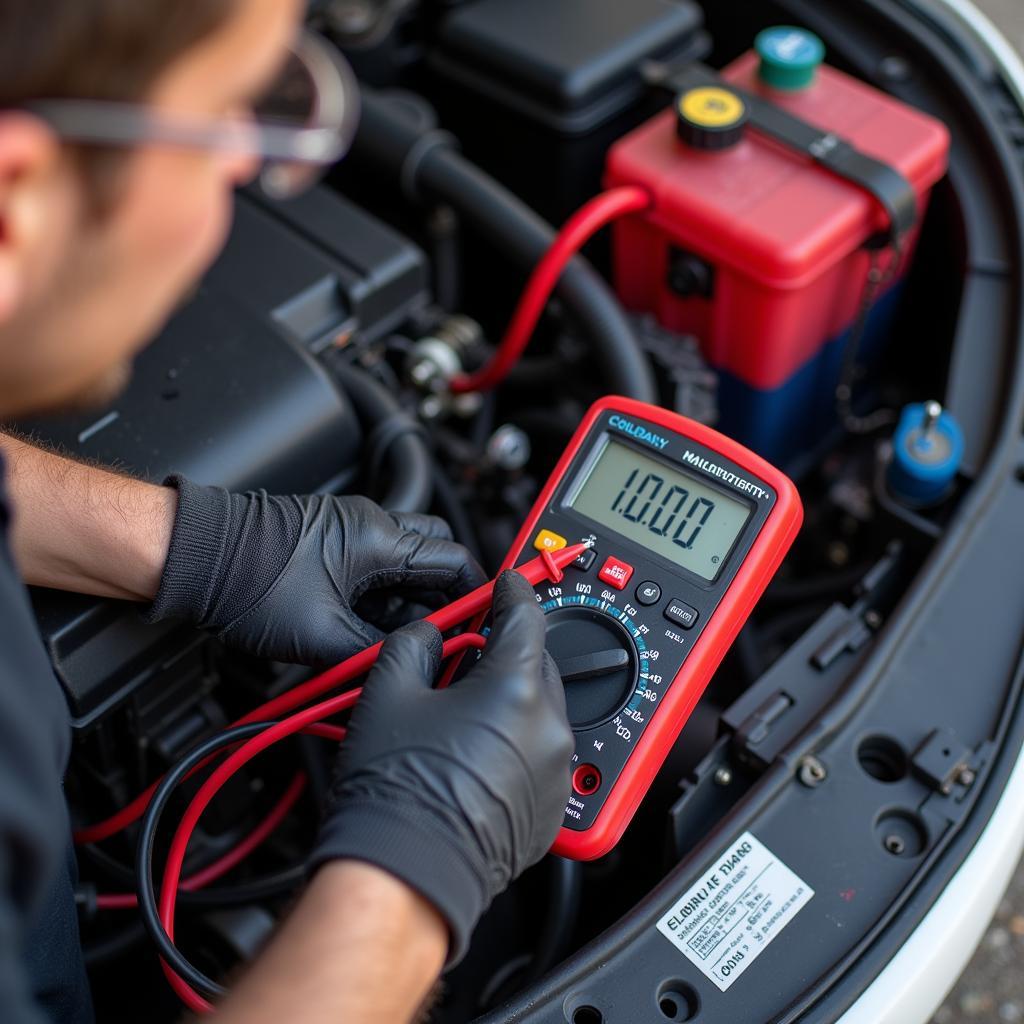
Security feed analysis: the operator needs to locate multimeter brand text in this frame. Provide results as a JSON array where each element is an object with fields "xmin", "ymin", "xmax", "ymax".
[
  {"xmin": 681, "ymin": 451, "xmax": 768, "ymax": 499},
  {"xmin": 608, "ymin": 415, "xmax": 670, "ymax": 450}
]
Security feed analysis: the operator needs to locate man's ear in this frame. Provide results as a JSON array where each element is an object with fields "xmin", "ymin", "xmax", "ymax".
[{"xmin": 0, "ymin": 112, "xmax": 61, "ymax": 323}]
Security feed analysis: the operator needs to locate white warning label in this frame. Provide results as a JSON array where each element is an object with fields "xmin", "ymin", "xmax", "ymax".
[{"xmin": 656, "ymin": 831, "xmax": 813, "ymax": 992}]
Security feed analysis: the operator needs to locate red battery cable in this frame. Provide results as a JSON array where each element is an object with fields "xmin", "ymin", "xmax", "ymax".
[{"xmin": 450, "ymin": 185, "xmax": 652, "ymax": 395}]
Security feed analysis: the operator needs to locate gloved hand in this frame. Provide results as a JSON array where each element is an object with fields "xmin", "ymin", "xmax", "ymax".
[
  {"xmin": 145, "ymin": 477, "xmax": 487, "ymax": 665},
  {"xmin": 310, "ymin": 570, "xmax": 573, "ymax": 965}
]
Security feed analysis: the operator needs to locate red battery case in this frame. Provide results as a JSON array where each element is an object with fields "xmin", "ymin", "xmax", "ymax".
[{"xmin": 605, "ymin": 52, "xmax": 950, "ymax": 392}]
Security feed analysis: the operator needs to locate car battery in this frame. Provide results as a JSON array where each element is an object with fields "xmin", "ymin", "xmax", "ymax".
[{"xmin": 604, "ymin": 27, "xmax": 950, "ymax": 465}]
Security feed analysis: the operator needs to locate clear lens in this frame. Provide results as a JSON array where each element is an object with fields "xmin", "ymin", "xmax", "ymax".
[
  {"xmin": 253, "ymin": 30, "xmax": 360, "ymax": 199},
  {"xmin": 255, "ymin": 47, "xmax": 318, "ymax": 125},
  {"xmin": 21, "ymin": 31, "xmax": 360, "ymax": 201}
]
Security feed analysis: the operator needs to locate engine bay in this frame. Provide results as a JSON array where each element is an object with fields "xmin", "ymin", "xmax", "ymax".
[{"xmin": 20, "ymin": 1, "xmax": 1024, "ymax": 1020}]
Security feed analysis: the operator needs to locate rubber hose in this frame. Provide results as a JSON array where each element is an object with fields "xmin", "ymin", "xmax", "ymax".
[
  {"xmin": 350, "ymin": 91, "xmax": 657, "ymax": 404},
  {"xmin": 331, "ymin": 362, "xmax": 433, "ymax": 513}
]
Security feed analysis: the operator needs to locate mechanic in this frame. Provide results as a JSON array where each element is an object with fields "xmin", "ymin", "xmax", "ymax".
[{"xmin": 0, "ymin": 1, "xmax": 574, "ymax": 1022}]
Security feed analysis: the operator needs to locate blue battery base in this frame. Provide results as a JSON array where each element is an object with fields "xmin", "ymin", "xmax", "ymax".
[{"xmin": 715, "ymin": 287, "xmax": 903, "ymax": 467}]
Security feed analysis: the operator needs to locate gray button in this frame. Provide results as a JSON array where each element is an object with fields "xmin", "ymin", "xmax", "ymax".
[
  {"xmin": 635, "ymin": 581, "xmax": 662, "ymax": 606},
  {"xmin": 574, "ymin": 548, "xmax": 597, "ymax": 570},
  {"xmin": 664, "ymin": 599, "xmax": 699, "ymax": 629}
]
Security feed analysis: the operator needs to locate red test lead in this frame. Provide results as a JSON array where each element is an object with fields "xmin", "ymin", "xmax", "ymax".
[{"xmin": 73, "ymin": 543, "xmax": 587, "ymax": 846}]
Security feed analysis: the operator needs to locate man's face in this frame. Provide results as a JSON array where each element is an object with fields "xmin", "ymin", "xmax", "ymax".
[{"xmin": 0, "ymin": 0, "xmax": 304, "ymax": 418}]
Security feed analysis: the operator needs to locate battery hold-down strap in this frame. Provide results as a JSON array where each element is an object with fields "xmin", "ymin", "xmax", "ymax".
[{"xmin": 663, "ymin": 65, "xmax": 918, "ymax": 246}]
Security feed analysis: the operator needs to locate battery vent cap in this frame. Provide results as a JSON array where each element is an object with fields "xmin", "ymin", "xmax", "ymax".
[
  {"xmin": 755, "ymin": 26, "xmax": 825, "ymax": 91},
  {"xmin": 675, "ymin": 85, "xmax": 747, "ymax": 150}
]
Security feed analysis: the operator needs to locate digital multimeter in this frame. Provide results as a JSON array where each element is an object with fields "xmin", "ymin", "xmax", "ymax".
[{"xmin": 501, "ymin": 397, "xmax": 802, "ymax": 860}]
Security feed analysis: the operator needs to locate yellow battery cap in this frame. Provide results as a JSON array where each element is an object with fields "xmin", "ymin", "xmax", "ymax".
[{"xmin": 676, "ymin": 86, "xmax": 748, "ymax": 150}]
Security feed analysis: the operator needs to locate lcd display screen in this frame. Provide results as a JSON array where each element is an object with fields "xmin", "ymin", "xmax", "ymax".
[{"xmin": 568, "ymin": 438, "xmax": 751, "ymax": 580}]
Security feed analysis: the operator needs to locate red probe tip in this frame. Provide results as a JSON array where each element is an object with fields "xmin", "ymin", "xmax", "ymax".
[
  {"xmin": 523, "ymin": 541, "xmax": 589, "ymax": 586},
  {"xmin": 556, "ymin": 542, "xmax": 590, "ymax": 568},
  {"xmin": 562, "ymin": 540, "xmax": 591, "ymax": 556}
]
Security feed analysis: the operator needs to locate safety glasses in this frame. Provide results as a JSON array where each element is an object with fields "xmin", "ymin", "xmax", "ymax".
[{"xmin": 22, "ymin": 29, "xmax": 359, "ymax": 199}]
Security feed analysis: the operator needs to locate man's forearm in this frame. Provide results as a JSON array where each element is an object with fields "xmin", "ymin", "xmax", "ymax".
[
  {"xmin": 213, "ymin": 861, "xmax": 448, "ymax": 1024},
  {"xmin": 0, "ymin": 433, "xmax": 176, "ymax": 600}
]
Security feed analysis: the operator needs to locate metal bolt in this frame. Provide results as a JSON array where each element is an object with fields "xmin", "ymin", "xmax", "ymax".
[
  {"xmin": 958, "ymin": 767, "xmax": 977, "ymax": 787},
  {"xmin": 798, "ymin": 756, "xmax": 827, "ymax": 787},
  {"xmin": 486, "ymin": 424, "xmax": 531, "ymax": 471},
  {"xmin": 409, "ymin": 360, "xmax": 435, "ymax": 387},
  {"xmin": 713, "ymin": 767, "xmax": 733, "ymax": 787},
  {"xmin": 406, "ymin": 327, "xmax": 471, "ymax": 391},
  {"xmin": 419, "ymin": 395, "xmax": 444, "ymax": 420},
  {"xmin": 884, "ymin": 834, "xmax": 906, "ymax": 855},
  {"xmin": 864, "ymin": 610, "xmax": 883, "ymax": 630},
  {"xmin": 432, "ymin": 314, "xmax": 483, "ymax": 354},
  {"xmin": 922, "ymin": 400, "xmax": 943, "ymax": 438}
]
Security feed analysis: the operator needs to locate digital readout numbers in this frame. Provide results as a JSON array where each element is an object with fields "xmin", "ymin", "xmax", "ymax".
[{"xmin": 611, "ymin": 469, "xmax": 715, "ymax": 551}]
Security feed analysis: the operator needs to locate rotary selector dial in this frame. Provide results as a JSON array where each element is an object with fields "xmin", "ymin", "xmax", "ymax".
[{"xmin": 540, "ymin": 594, "xmax": 652, "ymax": 729}]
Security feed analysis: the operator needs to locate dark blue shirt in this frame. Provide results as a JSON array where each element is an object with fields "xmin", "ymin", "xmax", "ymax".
[{"xmin": 0, "ymin": 456, "xmax": 91, "ymax": 1022}]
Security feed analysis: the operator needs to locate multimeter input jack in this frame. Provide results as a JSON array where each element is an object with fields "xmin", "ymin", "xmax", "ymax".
[{"xmin": 573, "ymin": 765, "xmax": 602, "ymax": 796}]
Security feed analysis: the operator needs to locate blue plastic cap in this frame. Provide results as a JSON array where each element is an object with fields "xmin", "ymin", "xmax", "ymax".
[{"xmin": 887, "ymin": 402, "xmax": 964, "ymax": 507}]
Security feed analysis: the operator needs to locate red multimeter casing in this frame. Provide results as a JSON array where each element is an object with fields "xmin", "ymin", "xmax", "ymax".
[{"xmin": 499, "ymin": 396, "xmax": 802, "ymax": 860}]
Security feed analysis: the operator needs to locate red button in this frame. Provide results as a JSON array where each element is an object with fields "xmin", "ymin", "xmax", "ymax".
[{"xmin": 598, "ymin": 556, "xmax": 634, "ymax": 590}]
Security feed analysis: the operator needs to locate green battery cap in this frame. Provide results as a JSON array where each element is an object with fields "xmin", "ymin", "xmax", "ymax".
[{"xmin": 755, "ymin": 26, "xmax": 825, "ymax": 91}]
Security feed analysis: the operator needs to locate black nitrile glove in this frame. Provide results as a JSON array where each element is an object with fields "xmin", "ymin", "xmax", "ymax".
[
  {"xmin": 146, "ymin": 477, "xmax": 487, "ymax": 665},
  {"xmin": 310, "ymin": 570, "xmax": 573, "ymax": 965}
]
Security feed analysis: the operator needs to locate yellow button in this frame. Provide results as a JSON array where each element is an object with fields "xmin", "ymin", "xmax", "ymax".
[{"xmin": 533, "ymin": 529, "xmax": 567, "ymax": 553}]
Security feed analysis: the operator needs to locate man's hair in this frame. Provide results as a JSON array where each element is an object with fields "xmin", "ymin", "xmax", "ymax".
[
  {"xmin": 1, "ymin": 0, "xmax": 238, "ymax": 106},
  {"xmin": 1, "ymin": 0, "xmax": 239, "ymax": 205}
]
